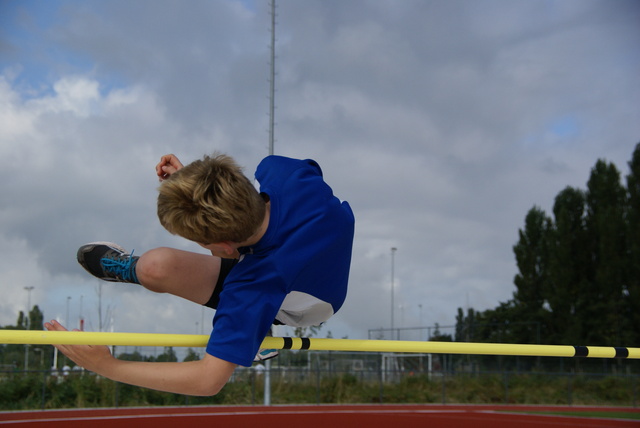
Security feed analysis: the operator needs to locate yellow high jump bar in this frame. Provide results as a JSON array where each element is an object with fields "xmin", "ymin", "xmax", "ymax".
[{"xmin": 2, "ymin": 330, "xmax": 639, "ymax": 359}]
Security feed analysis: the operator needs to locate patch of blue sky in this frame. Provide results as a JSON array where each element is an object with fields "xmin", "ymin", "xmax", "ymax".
[
  {"xmin": 3, "ymin": 3, "xmax": 53, "ymax": 95},
  {"xmin": 236, "ymin": 0, "xmax": 258, "ymax": 12},
  {"xmin": 1, "ymin": 0, "xmax": 128, "ymax": 100},
  {"xmin": 519, "ymin": 114, "xmax": 581, "ymax": 149},
  {"xmin": 549, "ymin": 115, "xmax": 580, "ymax": 139},
  {"xmin": 1, "ymin": 1, "xmax": 60, "ymax": 88}
]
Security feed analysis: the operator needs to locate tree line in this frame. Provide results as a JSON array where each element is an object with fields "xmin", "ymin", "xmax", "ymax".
[
  {"xmin": 455, "ymin": 142, "xmax": 640, "ymax": 348},
  {"xmin": 0, "ymin": 306, "xmax": 45, "ymax": 370}
]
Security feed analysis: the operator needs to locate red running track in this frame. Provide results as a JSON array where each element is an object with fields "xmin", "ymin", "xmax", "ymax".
[{"xmin": 0, "ymin": 404, "xmax": 638, "ymax": 428}]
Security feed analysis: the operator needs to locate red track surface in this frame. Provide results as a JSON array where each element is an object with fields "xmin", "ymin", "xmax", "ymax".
[{"xmin": 0, "ymin": 404, "xmax": 638, "ymax": 427}]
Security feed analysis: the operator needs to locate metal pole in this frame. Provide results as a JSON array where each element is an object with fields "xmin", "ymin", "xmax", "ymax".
[
  {"xmin": 66, "ymin": 296, "xmax": 71, "ymax": 327},
  {"xmin": 23, "ymin": 286, "xmax": 34, "ymax": 371},
  {"xmin": 264, "ymin": 0, "xmax": 277, "ymax": 406},
  {"xmin": 80, "ymin": 295, "xmax": 84, "ymax": 330},
  {"xmin": 391, "ymin": 247, "xmax": 397, "ymax": 339},
  {"xmin": 264, "ymin": 359, "xmax": 271, "ymax": 405},
  {"xmin": 24, "ymin": 286, "xmax": 34, "ymax": 327},
  {"xmin": 268, "ymin": 0, "xmax": 276, "ymax": 157}
]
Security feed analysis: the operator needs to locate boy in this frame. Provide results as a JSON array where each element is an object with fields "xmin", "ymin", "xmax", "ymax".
[{"xmin": 45, "ymin": 153, "xmax": 355, "ymax": 396}]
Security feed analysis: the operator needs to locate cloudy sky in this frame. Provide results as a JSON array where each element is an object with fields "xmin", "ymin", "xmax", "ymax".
[{"xmin": 1, "ymin": 0, "xmax": 639, "ymax": 354}]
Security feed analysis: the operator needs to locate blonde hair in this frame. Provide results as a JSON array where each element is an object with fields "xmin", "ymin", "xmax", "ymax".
[{"xmin": 157, "ymin": 153, "xmax": 266, "ymax": 244}]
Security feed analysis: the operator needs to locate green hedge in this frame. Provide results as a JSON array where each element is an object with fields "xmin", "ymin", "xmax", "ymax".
[{"xmin": 0, "ymin": 370, "xmax": 637, "ymax": 410}]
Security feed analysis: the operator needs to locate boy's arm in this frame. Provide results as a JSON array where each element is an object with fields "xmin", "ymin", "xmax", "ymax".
[{"xmin": 44, "ymin": 320, "xmax": 236, "ymax": 396}]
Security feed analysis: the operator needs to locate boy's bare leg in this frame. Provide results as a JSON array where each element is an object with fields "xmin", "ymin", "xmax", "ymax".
[{"xmin": 135, "ymin": 247, "xmax": 222, "ymax": 305}]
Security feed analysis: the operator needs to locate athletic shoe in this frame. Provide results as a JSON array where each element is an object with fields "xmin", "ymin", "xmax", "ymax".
[
  {"xmin": 254, "ymin": 349, "xmax": 279, "ymax": 362},
  {"xmin": 254, "ymin": 327, "xmax": 279, "ymax": 362},
  {"xmin": 77, "ymin": 242, "xmax": 139, "ymax": 283}
]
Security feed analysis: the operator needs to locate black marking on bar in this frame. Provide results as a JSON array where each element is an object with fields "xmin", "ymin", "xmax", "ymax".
[
  {"xmin": 301, "ymin": 338, "xmax": 311, "ymax": 350},
  {"xmin": 614, "ymin": 347, "xmax": 629, "ymax": 359},
  {"xmin": 573, "ymin": 346, "xmax": 589, "ymax": 357},
  {"xmin": 282, "ymin": 337, "xmax": 293, "ymax": 350}
]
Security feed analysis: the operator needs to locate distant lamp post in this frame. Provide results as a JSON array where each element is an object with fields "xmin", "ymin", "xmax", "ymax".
[
  {"xmin": 390, "ymin": 247, "xmax": 397, "ymax": 339},
  {"xmin": 24, "ymin": 286, "xmax": 34, "ymax": 328},
  {"xmin": 34, "ymin": 348, "xmax": 43, "ymax": 370},
  {"xmin": 23, "ymin": 286, "xmax": 34, "ymax": 372},
  {"xmin": 66, "ymin": 296, "xmax": 72, "ymax": 327}
]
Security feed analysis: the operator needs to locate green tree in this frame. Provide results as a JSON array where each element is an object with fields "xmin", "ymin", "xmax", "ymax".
[
  {"xmin": 468, "ymin": 143, "xmax": 639, "ymax": 351},
  {"xmin": 16, "ymin": 312, "xmax": 26, "ymax": 330},
  {"xmin": 455, "ymin": 307, "xmax": 475, "ymax": 342},
  {"xmin": 429, "ymin": 323, "xmax": 452, "ymax": 341},
  {"xmin": 585, "ymin": 160, "xmax": 628, "ymax": 345},
  {"xmin": 625, "ymin": 142, "xmax": 640, "ymax": 345},
  {"xmin": 28, "ymin": 306, "xmax": 43, "ymax": 331},
  {"xmin": 117, "ymin": 351, "xmax": 148, "ymax": 362},
  {"xmin": 183, "ymin": 348, "xmax": 200, "ymax": 362},
  {"xmin": 480, "ymin": 301, "xmax": 522, "ymax": 343},
  {"xmin": 546, "ymin": 187, "xmax": 589, "ymax": 344},
  {"xmin": 512, "ymin": 207, "xmax": 552, "ymax": 344},
  {"xmin": 0, "ymin": 306, "xmax": 46, "ymax": 369},
  {"xmin": 154, "ymin": 347, "xmax": 178, "ymax": 362}
]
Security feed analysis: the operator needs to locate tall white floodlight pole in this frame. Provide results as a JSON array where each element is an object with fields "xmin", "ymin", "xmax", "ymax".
[
  {"xmin": 268, "ymin": 0, "xmax": 276, "ymax": 157},
  {"xmin": 264, "ymin": 0, "xmax": 277, "ymax": 407},
  {"xmin": 391, "ymin": 247, "xmax": 397, "ymax": 339}
]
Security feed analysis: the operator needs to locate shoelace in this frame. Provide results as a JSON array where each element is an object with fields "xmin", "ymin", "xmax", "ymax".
[{"xmin": 101, "ymin": 249, "xmax": 136, "ymax": 282}]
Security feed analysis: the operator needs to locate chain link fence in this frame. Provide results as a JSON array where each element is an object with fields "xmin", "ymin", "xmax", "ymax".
[{"xmin": 1, "ymin": 350, "xmax": 638, "ymax": 410}]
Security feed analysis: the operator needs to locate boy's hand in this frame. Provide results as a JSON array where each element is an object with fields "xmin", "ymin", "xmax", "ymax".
[
  {"xmin": 156, "ymin": 154, "xmax": 184, "ymax": 181},
  {"xmin": 44, "ymin": 320, "xmax": 114, "ymax": 374}
]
